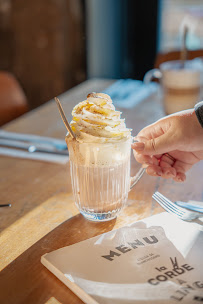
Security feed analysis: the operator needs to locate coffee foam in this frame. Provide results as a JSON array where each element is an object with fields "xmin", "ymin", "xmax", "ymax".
[
  {"xmin": 66, "ymin": 137, "xmax": 132, "ymax": 167},
  {"xmin": 162, "ymin": 69, "xmax": 201, "ymax": 89}
]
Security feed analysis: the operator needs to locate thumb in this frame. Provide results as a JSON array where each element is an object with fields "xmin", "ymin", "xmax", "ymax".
[{"xmin": 134, "ymin": 131, "xmax": 178, "ymax": 155}]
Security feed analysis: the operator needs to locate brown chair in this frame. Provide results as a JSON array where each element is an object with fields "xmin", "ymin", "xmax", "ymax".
[
  {"xmin": 154, "ymin": 49, "xmax": 203, "ymax": 68},
  {"xmin": 0, "ymin": 72, "xmax": 29, "ymax": 126}
]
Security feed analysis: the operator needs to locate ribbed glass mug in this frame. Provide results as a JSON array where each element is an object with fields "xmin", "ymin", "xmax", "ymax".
[{"xmin": 66, "ymin": 137, "xmax": 144, "ymax": 221}]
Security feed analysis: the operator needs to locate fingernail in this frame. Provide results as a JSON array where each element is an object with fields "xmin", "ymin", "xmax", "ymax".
[
  {"xmin": 177, "ymin": 176, "xmax": 184, "ymax": 182},
  {"xmin": 132, "ymin": 142, "xmax": 145, "ymax": 151},
  {"xmin": 150, "ymin": 171, "xmax": 157, "ymax": 176},
  {"xmin": 157, "ymin": 171, "xmax": 162, "ymax": 176},
  {"xmin": 148, "ymin": 167, "xmax": 162, "ymax": 176},
  {"xmin": 144, "ymin": 161, "xmax": 153, "ymax": 167},
  {"xmin": 166, "ymin": 171, "xmax": 176, "ymax": 177}
]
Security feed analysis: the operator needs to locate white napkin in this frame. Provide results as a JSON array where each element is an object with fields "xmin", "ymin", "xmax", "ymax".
[{"xmin": 103, "ymin": 79, "xmax": 159, "ymax": 109}]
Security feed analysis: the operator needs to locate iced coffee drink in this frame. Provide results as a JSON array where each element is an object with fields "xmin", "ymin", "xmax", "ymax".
[
  {"xmin": 66, "ymin": 92, "xmax": 132, "ymax": 221},
  {"xmin": 144, "ymin": 60, "xmax": 202, "ymax": 115}
]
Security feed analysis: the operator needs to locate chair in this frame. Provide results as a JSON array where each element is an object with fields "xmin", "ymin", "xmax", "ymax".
[
  {"xmin": 154, "ymin": 49, "xmax": 203, "ymax": 68},
  {"xmin": 0, "ymin": 72, "xmax": 29, "ymax": 126}
]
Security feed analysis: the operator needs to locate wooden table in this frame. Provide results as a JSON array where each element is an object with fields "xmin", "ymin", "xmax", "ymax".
[{"xmin": 0, "ymin": 79, "xmax": 202, "ymax": 304}]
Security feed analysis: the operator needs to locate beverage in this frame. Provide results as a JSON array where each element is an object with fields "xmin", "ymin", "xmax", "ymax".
[
  {"xmin": 144, "ymin": 60, "xmax": 202, "ymax": 115},
  {"xmin": 161, "ymin": 61, "xmax": 201, "ymax": 114},
  {"xmin": 68, "ymin": 139, "xmax": 131, "ymax": 221},
  {"xmin": 66, "ymin": 92, "xmax": 135, "ymax": 221}
]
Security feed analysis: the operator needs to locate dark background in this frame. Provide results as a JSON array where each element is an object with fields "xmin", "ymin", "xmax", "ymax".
[
  {"xmin": 124, "ymin": 0, "xmax": 159, "ymax": 80},
  {"xmin": 0, "ymin": 0, "xmax": 159, "ymax": 110}
]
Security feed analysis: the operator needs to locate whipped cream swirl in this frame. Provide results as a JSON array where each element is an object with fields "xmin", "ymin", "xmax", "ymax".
[{"xmin": 69, "ymin": 92, "xmax": 131, "ymax": 143}]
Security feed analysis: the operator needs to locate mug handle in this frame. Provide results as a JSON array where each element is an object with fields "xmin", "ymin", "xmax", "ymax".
[
  {"xmin": 129, "ymin": 70, "xmax": 162, "ymax": 191},
  {"xmin": 129, "ymin": 138, "xmax": 146, "ymax": 190},
  {"xmin": 143, "ymin": 68, "xmax": 162, "ymax": 84},
  {"xmin": 130, "ymin": 167, "xmax": 146, "ymax": 190}
]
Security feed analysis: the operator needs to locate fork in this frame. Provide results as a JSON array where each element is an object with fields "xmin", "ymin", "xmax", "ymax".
[{"xmin": 152, "ymin": 191, "xmax": 203, "ymax": 221}]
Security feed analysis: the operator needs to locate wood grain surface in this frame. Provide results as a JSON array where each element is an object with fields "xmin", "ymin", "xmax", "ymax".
[{"xmin": 0, "ymin": 79, "xmax": 203, "ymax": 304}]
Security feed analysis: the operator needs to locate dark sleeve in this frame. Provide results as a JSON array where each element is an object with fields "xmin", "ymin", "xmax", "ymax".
[{"xmin": 194, "ymin": 101, "xmax": 203, "ymax": 128}]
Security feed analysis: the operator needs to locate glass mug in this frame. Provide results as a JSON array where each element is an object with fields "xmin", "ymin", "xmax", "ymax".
[
  {"xmin": 144, "ymin": 60, "xmax": 202, "ymax": 115},
  {"xmin": 66, "ymin": 137, "xmax": 145, "ymax": 222}
]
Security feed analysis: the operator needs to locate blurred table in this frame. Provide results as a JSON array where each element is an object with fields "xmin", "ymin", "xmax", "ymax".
[{"xmin": 0, "ymin": 79, "xmax": 202, "ymax": 304}]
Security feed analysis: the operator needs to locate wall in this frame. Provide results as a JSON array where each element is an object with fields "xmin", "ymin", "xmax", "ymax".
[{"xmin": 0, "ymin": 0, "xmax": 86, "ymax": 109}]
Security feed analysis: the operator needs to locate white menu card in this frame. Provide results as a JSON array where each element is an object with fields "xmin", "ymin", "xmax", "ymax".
[{"xmin": 41, "ymin": 213, "xmax": 203, "ymax": 304}]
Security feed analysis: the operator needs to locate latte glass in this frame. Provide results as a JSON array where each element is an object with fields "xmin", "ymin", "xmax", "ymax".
[
  {"xmin": 66, "ymin": 137, "xmax": 144, "ymax": 221},
  {"xmin": 144, "ymin": 60, "xmax": 202, "ymax": 115}
]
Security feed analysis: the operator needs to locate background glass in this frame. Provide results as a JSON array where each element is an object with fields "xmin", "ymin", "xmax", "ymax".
[{"xmin": 144, "ymin": 59, "xmax": 202, "ymax": 114}]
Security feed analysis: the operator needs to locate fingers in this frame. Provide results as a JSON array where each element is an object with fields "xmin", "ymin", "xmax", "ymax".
[
  {"xmin": 133, "ymin": 149, "xmax": 176, "ymax": 169},
  {"xmin": 173, "ymin": 172, "xmax": 186, "ymax": 182},
  {"xmin": 133, "ymin": 149, "xmax": 176, "ymax": 179},
  {"xmin": 146, "ymin": 165, "xmax": 162, "ymax": 176},
  {"xmin": 160, "ymin": 153, "xmax": 176, "ymax": 167},
  {"xmin": 133, "ymin": 131, "xmax": 179, "ymax": 155},
  {"xmin": 132, "ymin": 137, "xmax": 192, "ymax": 182},
  {"xmin": 132, "ymin": 116, "xmax": 182, "ymax": 155},
  {"xmin": 145, "ymin": 163, "xmax": 186, "ymax": 182},
  {"xmin": 146, "ymin": 165, "xmax": 176, "ymax": 179},
  {"xmin": 133, "ymin": 149, "xmax": 187, "ymax": 182},
  {"xmin": 162, "ymin": 167, "xmax": 176, "ymax": 178},
  {"xmin": 136, "ymin": 119, "xmax": 167, "ymax": 140},
  {"xmin": 133, "ymin": 150, "xmax": 159, "ymax": 166},
  {"xmin": 134, "ymin": 152, "xmax": 177, "ymax": 179},
  {"xmin": 172, "ymin": 162, "xmax": 189, "ymax": 182}
]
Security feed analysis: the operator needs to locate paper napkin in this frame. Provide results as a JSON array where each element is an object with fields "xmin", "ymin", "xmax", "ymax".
[{"xmin": 103, "ymin": 79, "xmax": 159, "ymax": 109}]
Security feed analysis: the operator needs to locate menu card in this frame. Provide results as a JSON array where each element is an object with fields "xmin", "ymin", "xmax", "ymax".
[{"xmin": 41, "ymin": 213, "xmax": 203, "ymax": 304}]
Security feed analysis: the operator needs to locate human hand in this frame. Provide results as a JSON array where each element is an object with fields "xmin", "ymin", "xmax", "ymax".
[{"xmin": 132, "ymin": 109, "xmax": 203, "ymax": 182}]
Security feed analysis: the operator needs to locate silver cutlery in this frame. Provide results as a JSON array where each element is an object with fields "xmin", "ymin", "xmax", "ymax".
[
  {"xmin": 0, "ymin": 139, "xmax": 68, "ymax": 155},
  {"xmin": 0, "ymin": 130, "xmax": 67, "ymax": 150},
  {"xmin": 175, "ymin": 201, "xmax": 203, "ymax": 213},
  {"xmin": 28, "ymin": 145, "xmax": 68, "ymax": 155},
  {"xmin": 152, "ymin": 191, "xmax": 203, "ymax": 221}
]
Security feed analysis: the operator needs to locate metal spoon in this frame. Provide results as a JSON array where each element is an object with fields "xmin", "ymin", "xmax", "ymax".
[
  {"xmin": 55, "ymin": 97, "xmax": 76, "ymax": 139},
  {"xmin": 180, "ymin": 25, "xmax": 188, "ymax": 68}
]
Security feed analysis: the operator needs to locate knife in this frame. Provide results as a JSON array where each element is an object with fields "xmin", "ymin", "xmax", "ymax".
[
  {"xmin": 175, "ymin": 201, "xmax": 203, "ymax": 214},
  {"xmin": 0, "ymin": 139, "xmax": 68, "ymax": 155},
  {"xmin": 0, "ymin": 130, "xmax": 67, "ymax": 150}
]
